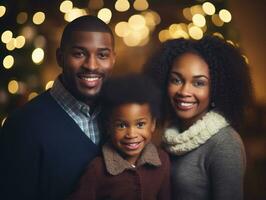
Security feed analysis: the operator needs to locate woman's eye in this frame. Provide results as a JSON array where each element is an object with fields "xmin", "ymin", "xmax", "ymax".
[
  {"xmin": 136, "ymin": 122, "xmax": 145, "ymax": 128},
  {"xmin": 193, "ymin": 80, "xmax": 207, "ymax": 87},
  {"xmin": 170, "ymin": 77, "xmax": 182, "ymax": 84}
]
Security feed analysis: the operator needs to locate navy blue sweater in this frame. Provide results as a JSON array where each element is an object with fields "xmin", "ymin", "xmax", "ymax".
[{"xmin": 0, "ymin": 91, "xmax": 100, "ymax": 200}]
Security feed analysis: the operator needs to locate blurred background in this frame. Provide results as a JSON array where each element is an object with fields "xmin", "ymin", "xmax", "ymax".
[{"xmin": 0, "ymin": 0, "xmax": 265, "ymax": 199}]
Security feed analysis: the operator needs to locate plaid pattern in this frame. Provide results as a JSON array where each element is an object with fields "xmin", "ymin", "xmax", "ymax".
[{"xmin": 50, "ymin": 78, "xmax": 101, "ymax": 144}]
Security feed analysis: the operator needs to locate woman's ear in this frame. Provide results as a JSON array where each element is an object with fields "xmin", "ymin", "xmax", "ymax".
[{"xmin": 56, "ymin": 48, "xmax": 64, "ymax": 68}]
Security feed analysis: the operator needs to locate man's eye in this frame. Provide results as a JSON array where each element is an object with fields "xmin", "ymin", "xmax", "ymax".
[
  {"xmin": 98, "ymin": 52, "xmax": 109, "ymax": 59},
  {"xmin": 136, "ymin": 122, "xmax": 145, "ymax": 128},
  {"xmin": 73, "ymin": 52, "xmax": 85, "ymax": 58}
]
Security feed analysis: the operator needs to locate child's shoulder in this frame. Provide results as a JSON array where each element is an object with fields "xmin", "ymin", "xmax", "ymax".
[{"xmin": 156, "ymin": 146, "xmax": 170, "ymax": 163}]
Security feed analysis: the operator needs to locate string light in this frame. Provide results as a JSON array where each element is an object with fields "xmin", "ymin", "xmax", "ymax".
[
  {"xmin": 202, "ymin": 2, "xmax": 215, "ymax": 15},
  {"xmin": 97, "ymin": 8, "xmax": 112, "ymax": 24},
  {"xmin": 133, "ymin": 0, "xmax": 149, "ymax": 11},
  {"xmin": 60, "ymin": 0, "xmax": 73, "ymax": 13},
  {"xmin": 219, "ymin": 9, "xmax": 232, "ymax": 23},
  {"xmin": 32, "ymin": 48, "xmax": 45, "ymax": 64},
  {"xmin": 192, "ymin": 14, "xmax": 206, "ymax": 27},
  {"xmin": 33, "ymin": 12, "xmax": 45, "ymax": 25},
  {"xmin": 8, "ymin": 80, "xmax": 19, "ymax": 94},
  {"xmin": 0, "ymin": 5, "xmax": 6, "ymax": 17},
  {"xmin": 3, "ymin": 55, "xmax": 14, "ymax": 69},
  {"xmin": 115, "ymin": 0, "xmax": 130, "ymax": 12},
  {"xmin": 1, "ymin": 30, "xmax": 13, "ymax": 43}
]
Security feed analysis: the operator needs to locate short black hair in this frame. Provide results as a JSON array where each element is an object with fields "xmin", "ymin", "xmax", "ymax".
[
  {"xmin": 60, "ymin": 15, "xmax": 114, "ymax": 49},
  {"xmin": 144, "ymin": 36, "xmax": 253, "ymax": 131},
  {"xmin": 100, "ymin": 74, "xmax": 161, "ymax": 122}
]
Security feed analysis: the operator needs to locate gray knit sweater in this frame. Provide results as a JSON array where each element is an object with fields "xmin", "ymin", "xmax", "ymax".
[{"xmin": 163, "ymin": 111, "xmax": 246, "ymax": 200}]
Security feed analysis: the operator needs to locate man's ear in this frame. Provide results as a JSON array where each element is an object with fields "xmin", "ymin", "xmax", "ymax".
[{"xmin": 56, "ymin": 48, "xmax": 64, "ymax": 68}]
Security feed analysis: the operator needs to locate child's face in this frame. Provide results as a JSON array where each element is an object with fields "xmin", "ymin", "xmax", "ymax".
[{"xmin": 110, "ymin": 103, "xmax": 155, "ymax": 165}]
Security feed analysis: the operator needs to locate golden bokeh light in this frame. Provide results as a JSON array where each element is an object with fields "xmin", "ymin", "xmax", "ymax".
[
  {"xmin": 32, "ymin": 48, "xmax": 45, "ymax": 64},
  {"xmin": 219, "ymin": 9, "xmax": 232, "ymax": 23},
  {"xmin": 8, "ymin": 80, "xmax": 19, "ymax": 94},
  {"xmin": 211, "ymin": 14, "xmax": 224, "ymax": 27},
  {"xmin": 213, "ymin": 32, "xmax": 224, "ymax": 39},
  {"xmin": 60, "ymin": 0, "xmax": 73, "ymax": 13},
  {"xmin": 190, "ymin": 5, "xmax": 204, "ymax": 16},
  {"xmin": 242, "ymin": 55, "xmax": 249, "ymax": 64},
  {"xmin": 183, "ymin": 8, "xmax": 192, "ymax": 21},
  {"xmin": 21, "ymin": 26, "xmax": 36, "ymax": 41},
  {"xmin": 123, "ymin": 31, "xmax": 142, "ymax": 47},
  {"xmin": 1, "ymin": 117, "xmax": 7, "ymax": 127},
  {"xmin": 34, "ymin": 35, "xmax": 46, "ymax": 48},
  {"xmin": 133, "ymin": 0, "xmax": 149, "ymax": 11},
  {"xmin": 115, "ymin": 22, "xmax": 130, "ymax": 37},
  {"xmin": 115, "ymin": 0, "xmax": 130, "ymax": 12},
  {"xmin": 1, "ymin": 30, "xmax": 13, "ymax": 44},
  {"xmin": 3, "ymin": 55, "xmax": 14, "ymax": 69},
  {"xmin": 28, "ymin": 92, "xmax": 39, "ymax": 101},
  {"xmin": 202, "ymin": 2, "xmax": 215, "ymax": 15},
  {"xmin": 0, "ymin": 5, "xmax": 6, "ymax": 17},
  {"xmin": 45, "ymin": 81, "xmax": 54, "ymax": 90},
  {"xmin": 14, "ymin": 36, "xmax": 26, "ymax": 48},
  {"xmin": 188, "ymin": 26, "xmax": 203, "ymax": 40},
  {"xmin": 128, "ymin": 14, "xmax": 146, "ymax": 31},
  {"xmin": 158, "ymin": 29, "xmax": 171, "ymax": 42},
  {"xmin": 33, "ymin": 12, "xmax": 45, "ymax": 25},
  {"xmin": 17, "ymin": 12, "xmax": 28, "ymax": 24},
  {"xmin": 6, "ymin": 38, "xmax": 16, "ymax": 51},
  {"xmin": 64, "ymin": 8, "xmax": 87, "ymax": 22},
  {"xmin": 97, "ymin": 8, "xmax": 112, "ymax": 24},
  {"xmin": 192, "ymin": 14, "xmax": 206, "ymax": 27}
]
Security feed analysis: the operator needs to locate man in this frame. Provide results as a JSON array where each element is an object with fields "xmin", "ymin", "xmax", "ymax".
[{"xmin": 0, "ymin": 15, "xmax": 116, "ymax": 200}]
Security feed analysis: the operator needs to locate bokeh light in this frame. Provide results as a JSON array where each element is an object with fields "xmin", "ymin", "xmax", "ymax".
[
  {"xmin": 219, "ymin": 9, "xmax": 232, "ymax": 23},
  {"xmin": 64, "ymin": 8, "xmax": 87, "ymax": 22},
  {"xmin": 188, "ymin": 25, "xmax": 203, "ymax": 40},
  {"xmin": 3, "ymin": 55, "xmax": 14, "ymax": 69},
  {"xmin": 128, "ymin": 15, "xmax": 146, "ymax": 31},
  {"xmin": 192, "ymin": 14, "xmax": 206, "ymax": 27},
  {"xmin": 45, "ymin": 81, "xmax": 54, "ymax": 90},
  {"xmin": 32, "ymin": 48, "xmax": 45, "ymax": 64},
  {"xmin": 115, "ymin": 0, "xmax": 130, "ymax": 12},
  {"xmin": 17, "ymin": 12, "xmax": 28, "ymax": 24},
  {"xmin": 133, "ymin": 0, "xmax": 149, "ymax": 11},
  {"xmin": 202, "ymin": 2, "xmax": 215, "ymax": 15},
  {"xmin": 14, "ymin": 36, "xmax": 26, "ymax": 48},
  {"xmin": 1, "ymin": 30, "xmax": 13, "ymax": 44},
  {"xmin": 212, "ymin": 14, "xmax": 224, "ymax": 27},
  {"xmin": 33, "ymin": 12, "xmax": 45, "ymax": 25},
  {"xmin": 115, "ymin": 22, "xmax": 130, "ymax": 37},
  {"xmin": 28, "ymin": 92, "xmax": 38, "ymax": 101},
  {"xmin": 97, "ymin": 8, "xmax": 112, "ymax": 24},
  {"xmin": 8, "ymin": 80, "xmax": 19, "ymax": 94},
  {"xmin": 0, "ymin": 5, "xmax": 6, "ymax": 17},
  {"xmin": 60, "ymin": 0, "xmax": 73, "ymax": 13}
]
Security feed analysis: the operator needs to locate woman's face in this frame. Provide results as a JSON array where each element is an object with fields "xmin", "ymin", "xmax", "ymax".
[{"xmin": 167, "ymin": 53, "xmax": 211, "ymax": 128}]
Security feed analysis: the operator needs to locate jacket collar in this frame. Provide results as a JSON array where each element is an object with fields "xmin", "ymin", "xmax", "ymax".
[{"xmin": 102, "ymin": 142, "xmax": 161, "ymax": 175}]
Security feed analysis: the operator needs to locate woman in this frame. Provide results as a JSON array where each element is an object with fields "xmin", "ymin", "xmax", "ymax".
[{"xmin": 144, "ymin": 36, "xmax": 253, "ymax": 200}]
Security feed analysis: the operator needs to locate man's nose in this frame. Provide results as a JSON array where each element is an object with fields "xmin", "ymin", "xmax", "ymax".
[{"xmin": 83, "ymin": 55, "xmax": 98, "ymax": 70}]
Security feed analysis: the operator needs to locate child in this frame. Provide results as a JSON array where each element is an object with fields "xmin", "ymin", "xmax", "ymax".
[{"xmin": 68, "ymin": 74, "xmax": 171, "ymax": 200}]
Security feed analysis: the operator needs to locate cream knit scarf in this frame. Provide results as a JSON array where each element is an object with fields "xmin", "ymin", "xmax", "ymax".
[{"xmin": 162, "ymin": 111, "xmax": 229, "ymax": 155}]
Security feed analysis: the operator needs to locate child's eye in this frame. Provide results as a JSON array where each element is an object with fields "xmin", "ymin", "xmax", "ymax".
[
  {"xmin": 115, "ymin": 122, "xmax": 126, "ymax": 129},
  {"xmin": 136, "ymin": 122, "xmax": 145, "ymax": 128}
]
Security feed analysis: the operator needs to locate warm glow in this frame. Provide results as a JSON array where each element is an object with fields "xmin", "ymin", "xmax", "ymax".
[
  {"xmin": 6, "ymin": 38, "xmax": 16, "ymax": 51},
  {"xmin": 28, "ymin": 92, "xmax": 38, "ymax": 101},
  {"xmin": 169, "ymin": 24, "xmax": 189, "ymax": 39},
  {"xmin": 115, "ymin": 22, "xmax": 130, "ymax": 37},
  {"xmin": 14, "ymin": 36, "xmax": 26, "ymax": 48},
  {"xmin": 158, "ymin": 29, "xmax": 171, "ymax": 42},
  {"xmin": 133, "ymin": 0, "xmax": 149, "ymax": 11},
  {"xmin": 97, "ymin": 8, "xmax": 112, "ymax": 24},
  {"xmin": 1, "ymin": 30, "xmax": 13, "ymax": 43},
  {"xmin": 115, "ymin": 0, "xmax": 130, "ymax": 12},
  {"xmin": 88, "ymin": 0, "xmax": 104, "ymax": 10},
  {"xmin": 45, "ymin": 81, "xmax": 54, "ymax": 90},
  {"xmin": 192, "ymin": 14, "xmax": 206, "ymax": 27},
  {"xmin": 128, "ymin": 15, "xmax": 146, "ymax": 31},
  {"xmin": 211, "ymin": 14, "xmax": 224, "ymax": 27},
  {"xmin": 213, "ymin": 32, "xmax": 224, "ymax": 39},
  {"xmin": 190, "ymin": 5, "xmax": 204, "ymax": 16},
  {"xmin": 21, "ymin": 26, "xmax": 36, "ymax": 41},
  {"xmin": 242, "ymin": 55, "xmax": 249, "ymax": 64},
  {"xmin": 33, "ymin": 12, "xmax": 45, "ymax": 25},
  {"xmin": 219, "ymin": 9, "xmax": 232, "ymax": 23},
  {"xmin": 60, "ymin": 0, "xmax": 73, "ymax": 13},
  {"xmin": 123, "ymin": 32, "xmax": 142, "ymax": 47},
  {"xmin": 32, "ymin": 48, "xmax": 45, "ymax": 64},
  {"xmin": 17, "ymin": 12, "xmax": 28, "ymax": 24},
  {"xmin": 188, "ymin": 26, "xmax": 203, "ymax": 40},
  {"xmin": 34, "ymin": 35, "xmax": 46, "ymax": 48},
  {"xmin": 3, "ymin": 55, "xmax": 14, "ymax": 69},
  {"xmin": 8, "ymin": 80, "xmax": 19, "ymax": 94},
  {"xmin": 64, "ymin": 8, "xmax": 87, "ymax": 22},
  {"xmin": 202, "ymin": 2, "xmax": 215, "ymax": 15},
  {"xmin": 183, "ymin": 8, "xmax": 192, "ymax": 21},
  {"xmin": 0, "ymin": 5, "xmax": 6, "ymax": 17}
]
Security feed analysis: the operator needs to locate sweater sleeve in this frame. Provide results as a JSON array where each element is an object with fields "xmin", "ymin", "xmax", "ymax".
[
  {"xmin": 0, "ymin": 114, "xmax": 40, "ymax": 200},
  {"xmin": 157, "ymin": 149, "xmax": 172, "ymax": 200},
  {"xmin": 208, "ymin": 130, "xmax": 246, "ymax": 200}
]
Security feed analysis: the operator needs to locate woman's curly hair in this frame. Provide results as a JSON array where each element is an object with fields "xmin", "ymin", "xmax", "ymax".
[{"xmin": 143, "ymin": 35, "xmax": 253, "ymax": 131}]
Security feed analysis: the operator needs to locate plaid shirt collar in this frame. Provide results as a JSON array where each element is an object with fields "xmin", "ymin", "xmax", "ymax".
[{"xmin": 50, "ymin": 77, "xmax": 101, "ymax": 120}]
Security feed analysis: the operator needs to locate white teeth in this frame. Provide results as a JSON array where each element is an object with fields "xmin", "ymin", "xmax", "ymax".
[
  {"xmin": 81, "ymin": 77, "xmax": 99, "ymax": 81},
  {"xmin": 179, "ymin": 102, "xmax": 194, "ymax": 107}
]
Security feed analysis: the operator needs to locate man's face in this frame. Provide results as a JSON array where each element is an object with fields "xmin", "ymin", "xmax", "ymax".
[{"xmin": 57, "ymin": 31, "xmax": 116, "ymax": 104}]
